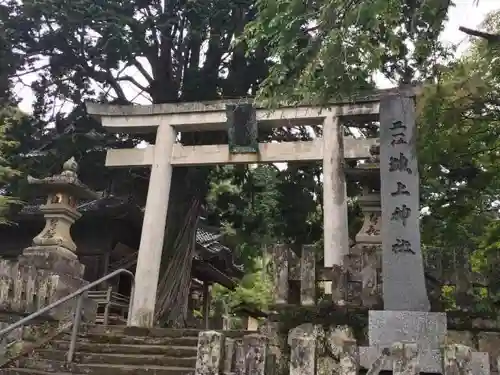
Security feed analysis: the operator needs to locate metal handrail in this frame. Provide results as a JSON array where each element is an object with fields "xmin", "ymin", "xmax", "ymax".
[{"xmin": 0, "ymin": 268, "xmax": 135, "ymax": 363}]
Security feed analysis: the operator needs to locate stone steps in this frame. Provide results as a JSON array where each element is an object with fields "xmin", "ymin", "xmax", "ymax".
[
  {"xmin": 1, "ymin": 369, "xmax": 73, "ymax": 375},
  {"xmin": 34, "ymin": 349, "xmax": 197, "ymax": 367},
  {"xmin": 2, "ymin": 324, "xmax": 249, "ymax": 375},
  {"xmin": 8, "ymin": 359, "xmax": 194, "ymax": 375},
  {"xmin": 50, "ymin": 340, "xmax": 197, "ymax": 356},
  {"xmin": 78, "ymin": 324, "xmax": 246, "ymax": 338},
  {"xmin": 60, "ymin": 332, "xmax": 200, "ymax": 346},
  {"xmin": 2, "ymin": 324, "xmax": 208, "ymax": 375}
]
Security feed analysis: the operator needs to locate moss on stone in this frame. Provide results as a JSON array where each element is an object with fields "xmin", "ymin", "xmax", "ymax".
[{"xmin": 268, "ymin": 302, "xmax": 369, "ymax": 343}]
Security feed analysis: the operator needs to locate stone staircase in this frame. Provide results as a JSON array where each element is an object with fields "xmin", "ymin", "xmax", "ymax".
[{"xmin": 1, "ymin": 325, "xmax": 246, "ymax": 375}]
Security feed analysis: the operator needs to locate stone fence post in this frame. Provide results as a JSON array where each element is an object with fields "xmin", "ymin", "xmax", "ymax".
[
  {"xmin": 288, "ymin": 325, "xmax": 317, "ymax": 375},
  {"xmin": 244, "ymin": 334, "xmax": 268, "ymax": 375},
  {"xmin": 443, "ymin": 344, "xmax": 473, "ymax": 375},
  {"xmin": 390, "ymin": 342, "xmax": 420, "ymax": 375},
  {"xmin": 195, "ymin": 331, "xmax": 224, "ymax": 375},
  {"xmin": 195, "ymin": 331, "xmax": 269, "ymax": 375}
]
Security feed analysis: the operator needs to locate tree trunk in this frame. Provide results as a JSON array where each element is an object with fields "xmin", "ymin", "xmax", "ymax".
[{"xmin": 154, "ymin": 167, "xmax": 212, "ymax": 327}]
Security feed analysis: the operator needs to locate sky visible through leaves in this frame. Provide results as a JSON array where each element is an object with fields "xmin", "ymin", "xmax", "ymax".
[{"xmin": 11, "ymin": 0, "xmax": 500, "ymax": 115}]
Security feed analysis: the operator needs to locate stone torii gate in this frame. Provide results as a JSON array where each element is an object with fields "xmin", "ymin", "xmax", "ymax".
[{"xmin": 87, "ymin": 88, "xmax": 424, "ymax": 327}]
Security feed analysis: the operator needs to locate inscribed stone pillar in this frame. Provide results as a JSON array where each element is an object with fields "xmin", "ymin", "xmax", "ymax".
[
  {"xmin": 195, "ymin": 331, "xmax": 224, "ymax": 375},
  {"xmin": 234, "ymin": 339, "xmax": 246, "ymax": 375},
  {"xmin": 289, "ymin": 335, "xmax": 315, "ymax": 375},
  {"xmin": 288, "ymin": 324, "xmax": 319, "ymax": 375},
  {"xmin": 223, "ymin": 338, "xmax": 235, "ymax": 375},
  {"xmin": 269, "ymin": 244, "xmax": 289, "ymax": 305},
  {"xmin": 379, "ymin": 94, "xmax": 430, "ymax": 312},
  {"xmin": 244, "ymin": 334, "xmax": 268, "ymax": 375},
  {"xmin": 129, "ymin": 123, "xmax": 176, "ymax": 327},
  {"xmin": 300, "ymin": 245, "xmax": 316, "ymax": 306},
  {"xmin": 259, "ymin": 320, "xmax": 286, "ymax": 375}
]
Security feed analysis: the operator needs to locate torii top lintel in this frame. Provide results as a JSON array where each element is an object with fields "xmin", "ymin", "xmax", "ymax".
[{"xmin": 85, "ymin": 86, "xmax": 419, "ymax": 133}]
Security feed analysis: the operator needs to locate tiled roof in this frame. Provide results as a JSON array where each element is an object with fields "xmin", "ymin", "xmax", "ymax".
[
  {"xmin": 195, "ymin": 226, "xmax": 223, "ymax": 245},
  {"xmin": 196, "ymin": 241, "xmax": 245, "ymax": 278}
]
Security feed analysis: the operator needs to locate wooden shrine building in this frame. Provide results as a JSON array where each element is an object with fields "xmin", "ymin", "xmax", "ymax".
[{"xmin": 0, "ymin": 194, "xmax": 244, "ymax": 325}]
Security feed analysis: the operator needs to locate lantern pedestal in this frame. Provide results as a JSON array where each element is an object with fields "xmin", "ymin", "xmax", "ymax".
[{"xmin": 0, "ymin": 158, "xmax": 99, "ymax": 322}]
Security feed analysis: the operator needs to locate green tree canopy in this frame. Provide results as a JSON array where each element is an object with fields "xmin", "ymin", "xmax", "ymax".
[
  {"xmin": 416, "ymin": 10, "xmax": 500, "ymax": 310},
  {"xmin": 243, "ymin": 0, "xmax": 452, "ymax": 104}
]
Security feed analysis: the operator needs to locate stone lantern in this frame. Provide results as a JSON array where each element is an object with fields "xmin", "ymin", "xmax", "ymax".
[
  {"xmin": 18, "ymin": 157, "xmax": 99, "ymax": 311},
  {"xmin": 19, "ymin": 157, "xmax": 98, "ymax": 275},
  {"xmin": 0, "ymin": 158, "xmax": 98, "ymax": 341},
  {"xmin": 345, "ymin": 144, "xmax": 382, "ymax": 307}
]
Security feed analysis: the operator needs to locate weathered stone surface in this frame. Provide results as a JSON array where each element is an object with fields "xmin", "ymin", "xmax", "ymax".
[
  {"xmin": 0, "ymin": 259, "xmax": 95, "ymax": 323},
  {"xmin": 269, "ymin": 245, "xmax": 289, "ymax": 305},
  {"xmin": 339, "ymin": 338, "xmax": 359, "ymax": 375},
  {"xmin": 364, "ymin": 311, "xmax": 446, "ymax": 372},
  {"xmin": 265, "ymin": 350, "xmax": 277, "ymax": 375},
  {"xmin": 234, "ymin": 339, "xmax": 245, "ymax": 375},
  {"xmin": 360, "ymin": 346, "xmax": 437, "ymax": 373},
  {"xmin": 443, "ymin": 344, "xmax": 473, "ymax": 375},
  {"xmin": 321, "ymin": 325, "xmax": 358, "ymax": 375},
  {"xmin": 360, "ymin": 346, "xmax": 489, "ymax": 374},
  {"xmin": 390, "ymin": 342, "xmax": 420, "ymax": 375},
  {"xmin": 325, "ymin": 325, "xmax": 355, "ymax": 357},
  {"xmin": 478, "ymin": 332, "xmax": 500, "ymax": 371},
  {"xmin": 447, "ymin": 330, "xmax": 476, "ymax": 348},
  {"xmin": 331, "ymin": 264, "xmax": 347, "ymax": 305},
  {"xmin": 300, "ymin": 245, "xmax": 316, "ymax": 306},
  {"xmin": 223, "ymin": 337, "xmax": 235, "ymax": 374},
  {"xmin": 27, "ymin": 157, "xmax": 98, "ymax": 254},
  {"xmin": 360, "ymin": 245, "xmax": 381, "ymax": 308},
  {"xmin": 51, "ymin": 339, "xmax": 198, "ymax": 355},
  {"xmin": 287, "ymin": 323, "xmax": 319, "ymax": 344},
  {"xmin": 226, "ymin": 103, "xmax": 258, "ymax": 154},
  {"xmin": 369, "ymin": 310, "xmax": 446, "ymax": 350},
  {"xmin": 363, "ymin": 347, "xmax": 390, "ymax": 375},
  {"xmin": 7, "ymin": 323, "xmax": 241, "ymax": 375},
  {"xmin": 317, "ymin": 356, "xmax": 337, "ymax": 375},
  {"xmin": 289, "ymin": 334, "xmax": 315, "ymax": 375},
  {"xmin": 244, "ymin": 333, "xmax": 267, "ymax": 375},
  {"xmin": 18, "ymin": 248, "xmax": 85, "ymax": 279},
  {"xmin": 288, "ymin": 324, "xmax": 320, "ymax": 375},
  {"xmin": 379, "ymin": 94, "xmax": 430, "ymax": 312},
  {"xmin": 259, "ymin": 320, "xmax": 286, "ymax": 375},
  {"xmin": 195, "ymin": 330, "xmax": 224, "ymax": 375},
  {"xmin": 15, "ymin": 361, "xmax": 195, "ymax": 375}
]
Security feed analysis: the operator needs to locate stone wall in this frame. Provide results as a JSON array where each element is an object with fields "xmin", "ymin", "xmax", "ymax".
[
  {"xmin": 448, "ymin": 330, "xmax": 500, "ymax": 373},
  {"xmin": 193, "ymin": 325, "xmax": 500, "ymax": 375},
  {"xmin": 0, "ymin": 258, "xmax": 96, "ymax": 362},
  {"xmin": 190, "ymin": 312, "xmax": 500, "ymax": 375},
  {"xmin": 0, "ymin": 220, "xmax": 118, "ymax": 283}
]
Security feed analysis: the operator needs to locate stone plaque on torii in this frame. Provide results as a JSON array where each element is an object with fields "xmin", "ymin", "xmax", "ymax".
[{"xmin": 87, "ymin": 88, "xmax": 408, "ymax": 328}]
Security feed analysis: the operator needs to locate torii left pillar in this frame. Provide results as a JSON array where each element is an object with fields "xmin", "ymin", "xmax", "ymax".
[{"xmin": 130, "ymin": 123, "xmax": 176, "ymax": 327}]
